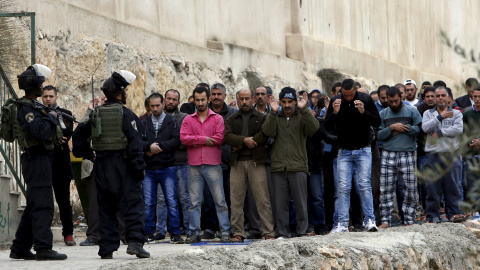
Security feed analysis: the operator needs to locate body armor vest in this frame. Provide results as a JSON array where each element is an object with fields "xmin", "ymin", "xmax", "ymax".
[
  {"xmin": 90, "ymin": 103, "xmax": 128, "ymax": 151},
  {"xmin": 1, "ymin": 97, "xmax": 62, "ymax": 150}
]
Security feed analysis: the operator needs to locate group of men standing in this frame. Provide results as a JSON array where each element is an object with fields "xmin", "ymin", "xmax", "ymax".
[{"xmin": 7, "ymin": 63, "xmax": 480, "ymax": 261}]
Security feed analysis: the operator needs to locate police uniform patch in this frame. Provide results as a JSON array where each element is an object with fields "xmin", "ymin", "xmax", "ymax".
[
  {"xmin": 131, "ymin": 120, "xmax": 137, "ymax": 131},
  {"xmin": 25, "ymin": 112, "xmax": 34, "ymax": 123}
]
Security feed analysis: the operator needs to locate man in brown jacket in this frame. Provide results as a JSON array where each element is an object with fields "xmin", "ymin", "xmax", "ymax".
[{"xmin": 224, "ymin": 88, "xmax": 275, "ymax": 241}]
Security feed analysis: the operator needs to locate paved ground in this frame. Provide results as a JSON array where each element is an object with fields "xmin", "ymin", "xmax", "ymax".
[{"xmin": 1, "ymin": 231, "xmax": 250, "ymax": 270}]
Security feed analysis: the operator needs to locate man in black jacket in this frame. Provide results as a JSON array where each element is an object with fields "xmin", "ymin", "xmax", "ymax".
[
  {"xmin": 41, "ymin": 85, "xmax": 76, "ymax": 246},
  {"xmin": 224, "ymin": 88, "xmax": 275, "ymax": 241},
  {"xmin": 455, "ymin": 78, "xmax": 478, "ymax": 110},
  {"xmin": 141, "ymin": 93, "xmax": 182, "ymax": 244},
  {"xmin": 325, "ymin": 79, "xmax": 381, "ymax": 233}
]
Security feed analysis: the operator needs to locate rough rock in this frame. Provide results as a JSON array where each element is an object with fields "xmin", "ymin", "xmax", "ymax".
[{"xmin": 99, "ymin": 223, "xmax": 480, "ymax": 270}]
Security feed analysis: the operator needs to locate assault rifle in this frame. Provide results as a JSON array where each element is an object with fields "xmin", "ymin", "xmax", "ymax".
[{"xmin": 14, "ymin": 99, "xmax": 78, "ymax": 130}]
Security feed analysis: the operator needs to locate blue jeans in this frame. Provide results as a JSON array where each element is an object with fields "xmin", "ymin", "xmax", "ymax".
[
  {"xmin": 335, "ymin": 147, "xmax": 375, "ymax": 227},
  {"xmin": 143, "ymin": 167, "xmax": 181, "ymax": 235},
  {"xmin": 189, "ymin": 165, "xmax": 230, "ymax": 236},
  {"xmin": 156, "ymin": 165, "xmax": 191, "ymax": 235},
  {"xmin": 308, "ymin": 170, "xmax": 326, "ymax": 231}
]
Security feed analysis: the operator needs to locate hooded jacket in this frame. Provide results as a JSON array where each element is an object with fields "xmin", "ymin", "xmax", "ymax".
[{"xmin": 141, "ymin": 113, "xmax": 181, "ymax": 170}]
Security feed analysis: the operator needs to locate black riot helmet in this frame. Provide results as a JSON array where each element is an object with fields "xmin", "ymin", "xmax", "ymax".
[
  {"xmin": 101, "ymin": 70, "xmax": 136, "ymax": 103},
  {"xmin": 17, "ymin": 64, "xmax": 52, "ymax": 91}
]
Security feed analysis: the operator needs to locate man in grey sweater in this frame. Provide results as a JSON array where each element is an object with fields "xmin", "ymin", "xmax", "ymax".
[{"xmin": 422, "ymin": 86, "xmax": 464, "ymax": 223}]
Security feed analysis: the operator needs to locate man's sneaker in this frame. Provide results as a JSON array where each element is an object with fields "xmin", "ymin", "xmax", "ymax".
[
  {"xmin": 201, "ymin": 230, "xmax": 216, "ymax": 240},
  {"xmin": 64, "ymin": 235, "xmax": 76, "ymax": 246},
  {"xmin": 154, "ymin": 233, "xmax": 165, "ymax": 241},
  {"xmin": 80, "ymin": 238, "xmax": 98, "ymax": 246},
  {"xmin": 365, "ymin": 219, "xmax": 378, "ymax": 232},
  {"xmin": 170, "ymin": 234, "xmax": 185, "ymax": 244},
  {"xmin": 10, "ymin": 250, "xmax": 35, "ymax": 260},
  {"xmin": 330, "ymin": 224, "xmax": 349, "ymax": 234},
  {"xmin": 185, "ymin": 234, "xmax": 201, "ymax": 244},
  {"xmin": 144, "ymin": 234, "xmax": 155, "ymax": 242},
  {"xmin": 126, "ymin": 242, "xmax": 150, "ymax": 258},
  {"xmin": 101, "ymin": 252, "xmax": 113, "ymax": 259},
  {"xmin": 220, "ymin": 234, "xmax": 231, "ymax": 243},
  {"xmin": 35, "ymin": 249, "xmax": 67, "ymax": 260}
]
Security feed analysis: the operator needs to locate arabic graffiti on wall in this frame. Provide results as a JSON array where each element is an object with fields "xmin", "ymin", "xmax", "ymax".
[{"xmin": 0, "ymin": 201, "xmax": 10, "ymax": 235}]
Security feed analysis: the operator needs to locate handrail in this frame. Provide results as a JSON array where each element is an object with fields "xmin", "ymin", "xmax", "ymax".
[{"xmin": 0, "ymin": 62, "xmax": 25, "ymax": 196}]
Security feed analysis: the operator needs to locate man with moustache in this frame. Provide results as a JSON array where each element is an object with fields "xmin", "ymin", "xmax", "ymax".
[
  {"xmin": 253, "ymin": 86, "xmax": 272, "ymax": 115},
  {"xmin": 224, "ymin": 88, "xmax": 275, "ymax": 241},
  {"xmin": 263, "ymin": 87, "xmax": 319, "ymax": 238},
  {"xmin": 375, "ymin": 85, "xmax": 390, "ymax": 112},
  {"xmin": 201, "ymin": 83, "xmax": 237, "ymax": 240},
  {"xmin": 180, "ymin": 87, "xmax": 231, "ymax": 243},
  {"xmin": 377, "ymin": 87, "xmax": 422, "ymax": 228},
  {"xmin": 141, "ymin": 93, "xmax": 183, "ymax": 243},
  {"xmin": 163, "ymin": 89, "xmax": 191, "ymax": 236}
]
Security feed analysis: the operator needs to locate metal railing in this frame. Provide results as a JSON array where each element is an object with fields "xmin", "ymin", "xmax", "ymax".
[{"xmin": 0, "ymin": 63, "xmax": 25, "ymax": 196}]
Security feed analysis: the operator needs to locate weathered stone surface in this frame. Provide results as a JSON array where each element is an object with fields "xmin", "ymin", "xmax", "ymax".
[{"xmin": 99, "ymin": 223, "xmax": 480, "ymax": 270}]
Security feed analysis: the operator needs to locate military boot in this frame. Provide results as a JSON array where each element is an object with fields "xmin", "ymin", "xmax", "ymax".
[{"xmin": 126, "ymin": 242, "xmax": 150, "ymax": 258}]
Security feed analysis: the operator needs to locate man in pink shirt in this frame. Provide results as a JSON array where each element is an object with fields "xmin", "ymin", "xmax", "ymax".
[{"xmin": 180, "ymin": 86, "xmax": 231, "ymax": 244}]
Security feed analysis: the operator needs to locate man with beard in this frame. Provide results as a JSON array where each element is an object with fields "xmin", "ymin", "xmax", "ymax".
[
  {"xmin": 404, "ymin": 79, "xmax": 419, "ymax": 106},
  {"xmin": 224, "ymin": 88, "xmax": 275, "ymax": 241},
  {"xmin": 375, "ymin": 85, "xmax": 390, "ymax": 112},
  {"xmin": 325, "ymin": 79, "xmax": 380, "ymax": 233},
  {"xmin": 263, "ymin": 87, "xmax": 319, "ymax": 238},
  {"xmin": 253, "ymin": 86, "xmax": 272, "ymax": 115},
  {"xmin": 180, "ymin": 86, "xmax": 231, "ymax": 243},
  {"xmin": 200, "ymin": 83, "xmax": 237, "ymax": 240},
  {"xmin": 163, "ymin": 89, "xmax": 191, "ymax": 236},
  {"xmin": 377, "ymin": 87, "xmax": 422, "ymax": 228},
  {"xmin": 141, "ymin": 93, "xmax": 182, "ymax": 244}
]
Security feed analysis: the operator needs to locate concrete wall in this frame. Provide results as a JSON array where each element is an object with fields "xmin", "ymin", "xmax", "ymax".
[{"xmin": 7, "ymin": 0, "xmax": 480, "ymax": 92}]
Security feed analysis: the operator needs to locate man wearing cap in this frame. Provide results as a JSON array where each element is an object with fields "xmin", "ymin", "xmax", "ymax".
[
  {"xmin": 9, "ymin": 64, "xmax": 67, "ymax": 260},
  {"xmin": 404, "ymin": 79, "xmax": 419, "ymax": 106},
  {"xmin": 72, "ymin": 71, "xmax": 149, "ymax": 259},
  {"xmin": 263, "ymin": 87, "xmax": 319, "ymax": 238}
]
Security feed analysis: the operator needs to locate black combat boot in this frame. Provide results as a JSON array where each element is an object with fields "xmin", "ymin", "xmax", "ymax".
[
  {"xmin": 126, "ymin": 242, "xmax": 150, "ymax": 258},
  {"xmin": 10, "ymin": 250, "xmax": 36, "ymax": 260}
]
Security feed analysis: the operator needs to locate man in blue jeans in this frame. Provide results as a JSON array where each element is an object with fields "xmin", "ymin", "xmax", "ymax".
[
  {"xmin": 141, "ymin": 93, "xmax": 183, "ymax": 244},
  {"xmin": 325, "ymin": 79, "xmax": 381, "ymax": 233}
]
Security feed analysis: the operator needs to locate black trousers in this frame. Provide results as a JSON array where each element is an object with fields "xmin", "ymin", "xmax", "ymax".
[
  {"xmin": 94, "ymin": 154, "xmax": 145, "ymax": 256},
  {"xmin": 11, "ymin": 152, "xmax": 54, "ymax": 253},
  {"xmin": 52, "ymin": 163, "xmax": 74, "ymax": 237},
  {"xmin": 84, "ymin": 170, "xmax": 125, "ymax": 243}
]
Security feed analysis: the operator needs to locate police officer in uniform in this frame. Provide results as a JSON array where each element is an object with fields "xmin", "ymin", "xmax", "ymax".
[
  {"xmin": 9, "ymin": 64, "xmax": 67, "ymax": 260},
  {"xmin": 72, "ymin": 70, "xmax": 149, "ymax": 259}
]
